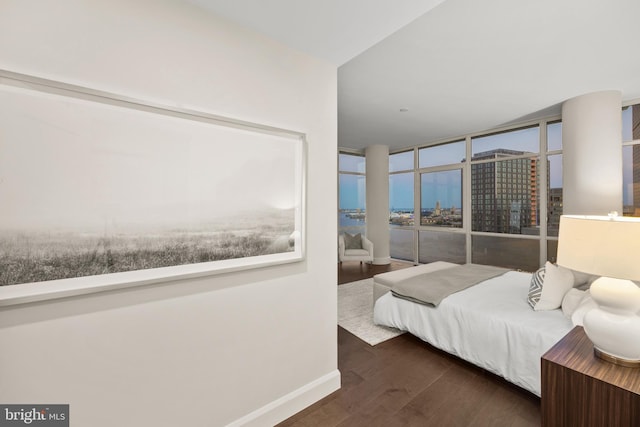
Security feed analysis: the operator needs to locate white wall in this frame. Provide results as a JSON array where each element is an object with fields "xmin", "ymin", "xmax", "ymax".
[{"xmin": 0, "ymin": 1, "xmax": 339, "ymax": 426}]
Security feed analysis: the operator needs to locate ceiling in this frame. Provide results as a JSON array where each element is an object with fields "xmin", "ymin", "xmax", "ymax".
[{"xmin": 186, "ymin": 0, "xmax": 640, "ymax": 152}]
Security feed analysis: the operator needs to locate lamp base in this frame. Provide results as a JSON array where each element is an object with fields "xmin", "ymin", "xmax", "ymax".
[
  {"xmin": 582, "ymin": 277, "xmax": 640, "ymax": 366},
  {"xmin": 594, "ymin": 347, "xmax": 640, "ymax": 368}
]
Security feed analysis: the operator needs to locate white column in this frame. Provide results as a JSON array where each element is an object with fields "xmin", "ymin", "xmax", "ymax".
[
  {"xmin": 365, "ymin": 144, "xmax": 390, "ymax": 265},
  {"xmin": 562, "ymin": 91, "xmax": 622, "ymax": 215}
]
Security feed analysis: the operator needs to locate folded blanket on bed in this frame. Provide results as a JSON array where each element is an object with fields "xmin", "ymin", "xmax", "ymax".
[{"xmin": 391, "ymin": 264, "xmax": 510, "ymax": 307}]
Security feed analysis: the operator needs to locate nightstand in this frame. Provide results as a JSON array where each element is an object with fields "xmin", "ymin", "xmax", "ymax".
[{"xmin": 541, "ymin": 326, "xmax": 640, "ymax": 427}]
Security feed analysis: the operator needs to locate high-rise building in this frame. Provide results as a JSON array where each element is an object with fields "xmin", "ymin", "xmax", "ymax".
[
  {"xmin": 471, "ymin": 149, "xmax": 538, "ymax": 234},
  {"xmin": 548, "ymin": 187, "xmax": 563, "ymax": 237}
]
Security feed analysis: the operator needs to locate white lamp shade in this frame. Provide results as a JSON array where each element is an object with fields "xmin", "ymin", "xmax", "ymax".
[{"xmin": 557, "ymin": 215, "xmax": 640, "ymax": 281}]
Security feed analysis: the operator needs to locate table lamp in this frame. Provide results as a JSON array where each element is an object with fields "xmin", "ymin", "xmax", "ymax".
[{"xmin": 557, "ymin": 213, "xmax": 640, "ymax": 367}]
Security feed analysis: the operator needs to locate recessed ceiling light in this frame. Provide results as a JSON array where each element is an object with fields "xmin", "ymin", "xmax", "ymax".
[{"xmin": 399, "ymin": 108, "xmax": 409, "ymax": 112}]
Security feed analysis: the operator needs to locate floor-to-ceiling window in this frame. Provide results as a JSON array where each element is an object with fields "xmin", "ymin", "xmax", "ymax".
[
  {"xmin": 470, "ymin": 126, "xmax": 541, "ymax": 271},
  {"xmin": 385, "ymin": 119, "xmax": 562, "ymax": 271},
  {"xmin": 338, "ymin": 117, "xmax": 569, "ymax": 271},
  {"xmin": 389, "ymin": 150, "xmax": 414, "ymax": 261},
  {"xmin": 338, "ymin": 152, "xmax": 366, "ymax": 236},
  {"xmin": 418, "ymin": 140, "xmax": 465, "ymax": 264}
]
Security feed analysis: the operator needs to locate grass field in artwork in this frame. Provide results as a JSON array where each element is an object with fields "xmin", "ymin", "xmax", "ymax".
[{"xmin": 0, "ymin": 211, "xmax": 295, "ymax": 286}]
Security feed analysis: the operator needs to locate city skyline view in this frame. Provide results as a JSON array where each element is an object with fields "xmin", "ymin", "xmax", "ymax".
[
  {"xmin": 338, "ymin": 109, "xmax": 640, "ymax": 267},
  {"xmin": 341, "ymin": 123, "xmax": 566, "ymax": 211},
  {"xmin": 340, "ymin": 111, "xmax": 640, "ymax": 229}
]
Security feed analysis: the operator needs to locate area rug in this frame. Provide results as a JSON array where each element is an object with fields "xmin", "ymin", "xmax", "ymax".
[{"xmin": 338, "ymin": 278, "xmax": 405, "ymax": 346}]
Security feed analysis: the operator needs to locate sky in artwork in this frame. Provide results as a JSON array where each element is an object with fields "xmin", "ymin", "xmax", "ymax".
[{"xmin": 0, "ymin": 86, "xmax": 301, "ymax": 231}]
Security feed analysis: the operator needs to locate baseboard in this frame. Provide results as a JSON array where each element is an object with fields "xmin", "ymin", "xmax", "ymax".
[{"xmin": 225, "ymin": 369, "xmax": 341, "ymax": 427}]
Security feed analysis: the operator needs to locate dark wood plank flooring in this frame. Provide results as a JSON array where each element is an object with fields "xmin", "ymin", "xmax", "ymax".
[
  {"xmin": 276, "ymin": 261, "xmax": 542, "ymax": 427},
  {"xmin": 337, "ymin": 260, "xmax": 415, "ymax": 285}
]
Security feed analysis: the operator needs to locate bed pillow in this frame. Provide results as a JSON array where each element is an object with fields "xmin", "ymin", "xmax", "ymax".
[
  {"xmin": 561, "ymin": 288, "xmax": 586, "ymax": 318},
  {"xmin": 531, "ymin": 261, "xmax": 575, "ymax": 311},
  {"xmin": 527, "ymin": 261, "xmax": 574, "ymax": 311},
  {"xmin": 570, "ymin": 269, "xmax": 599, "ymax": 291},
  {"xmin": 571, "ymin": 291, "xmax": 597, "ymax": 326},
  {"xmin": 343, "ymin": 233, "xmax": 362, "ymax": 250},
  {"xmin": 527, "ymin": 267, "xmax": 546, "ymax": 309}
]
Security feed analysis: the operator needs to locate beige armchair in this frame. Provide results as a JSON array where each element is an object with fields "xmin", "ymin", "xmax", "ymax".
[{"xmin": 338, "ymin": 233, "xmax": 374, "ymax": 264}]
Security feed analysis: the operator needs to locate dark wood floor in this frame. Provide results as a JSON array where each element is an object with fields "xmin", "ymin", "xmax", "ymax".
[
  {"xmin": 276, "ymin": 261, "xmax": 542, "ymax": 427},
  {"xmin": 337, "ymin": 259, "xmax": 415, "ymax": 285}
]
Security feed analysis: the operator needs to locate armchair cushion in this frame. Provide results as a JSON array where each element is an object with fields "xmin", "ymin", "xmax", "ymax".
[{"xmin": 344, "ymin": 233, "xmax": 363, "ymax": 250}]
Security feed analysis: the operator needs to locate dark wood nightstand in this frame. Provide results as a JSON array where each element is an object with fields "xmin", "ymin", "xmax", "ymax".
[{"xmin": 541, "ymin": 326, "xmax": 640, "ymax": 427}]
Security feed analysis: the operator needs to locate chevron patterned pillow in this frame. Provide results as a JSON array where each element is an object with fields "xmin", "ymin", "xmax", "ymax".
[{"xmin": 527, "ymin": 266, "xmax": 546, "ymax": 309}]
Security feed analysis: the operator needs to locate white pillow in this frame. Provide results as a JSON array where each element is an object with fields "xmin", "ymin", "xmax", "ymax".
[
  {"xmin": 527, "ymin": 267, "xmax": 546, "ymax": 309},
  {"xmin": 571, "ymin": 291, "xmax": 597, "ymax": 326},
  {"xmin": 561, "ymin": 288, "xmax": 586, "ymax": 318},
  {"xmin": 534, "ymin": 261, "xmax": 575, "ymax": 311},
  {"xmin": 570, "ymin": 269, "xmax": 599, "ymax": 290}
]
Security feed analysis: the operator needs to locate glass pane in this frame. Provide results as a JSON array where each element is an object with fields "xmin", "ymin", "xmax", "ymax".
[
  {"xmin": 419, "ymin": 140, "xmax": 466, "ymax": 168},
  {"xmin": 623, "ymin": 145, "xmax": 640, "ymax": 216},
  {"xmin": 547, "ymin": 121, "xmax": 562, "ymax": 151},
  {"xmin": 548, "ymin": 154, "xmax": 563, "ymax": 236},
  {"xmin": 472, "ymin": 235, "xmax": 539, "ymax": 271},
  {"xmin": 547, "ymin": 239, "xmax": 558, "ymax": 263},
  {"xmin": 389, "ymin": 172, "xmax": 414, "ymax": 226},
  {"xmin": 419, "ymin": 230, "xmax": 465, "ymax": 264},
  {"xmin": 389, "ymin": 150, "xmax": 414, "ymax": 172},
  {"xmin": 471, "ymin": 156, "xmax": 539, "ymax": 234},
  {"xmin": 339, "ymin": 153, "xmax": 365, "ymax": 173},
  {"xmin": 390, "ymin": 228, "xmax": 414, "ymax": 262},
  {"xmin": 472, "ymin": 126, "xmax": 539, "ymax": 156},
  {"xmin": 339, "ymin": 174, "xmax": 365, "ymax": 234},
  {"xmin": 420, "ymin": 170, "xmax": 462, "ymax": 228},
  {"xmin": 622, "ymin": 105, "xmax": 640, "ymax": 142},
  {"xmin": 339, "ymin": 174, "xmax": 365, "ymax": 210}
]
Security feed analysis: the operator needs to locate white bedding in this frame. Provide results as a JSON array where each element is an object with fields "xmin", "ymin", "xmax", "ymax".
[{"xmin": 373, "ymin": 270, "xmax": 573, "ymax": 396}]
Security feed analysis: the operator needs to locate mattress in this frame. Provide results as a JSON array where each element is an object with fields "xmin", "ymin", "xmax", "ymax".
[{"xmin": 373, "ymin": 270, "xmax": 573, "ymax": 396}]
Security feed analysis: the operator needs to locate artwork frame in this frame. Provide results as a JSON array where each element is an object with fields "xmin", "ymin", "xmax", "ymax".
[{"xmin": 0, "ymin": 70, "xmax": 306, "ymax": 305}]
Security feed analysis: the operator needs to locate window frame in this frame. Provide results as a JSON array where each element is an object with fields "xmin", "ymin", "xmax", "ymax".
[{"xmin": 622, "ymin": 102, "xmax": 640, "ymax": 217}]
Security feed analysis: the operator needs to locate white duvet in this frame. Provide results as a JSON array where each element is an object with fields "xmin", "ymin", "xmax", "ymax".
[{"xmin": 373, "ymin": 270, "xmax": 572, "ymax": 396}]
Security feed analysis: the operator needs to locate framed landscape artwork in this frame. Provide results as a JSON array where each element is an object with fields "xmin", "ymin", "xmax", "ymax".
[{"xmin": 0, "ymin": 70, "xmax": 306, "ymax": 291}]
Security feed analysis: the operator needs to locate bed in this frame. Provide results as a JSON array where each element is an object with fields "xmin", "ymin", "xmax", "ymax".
[{"xmin": 373, "ymin": 262, "xmax": 574, "ymax": 396}]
